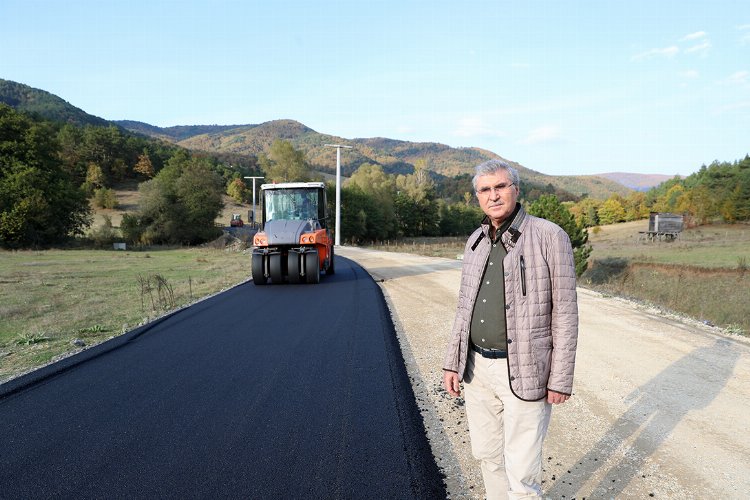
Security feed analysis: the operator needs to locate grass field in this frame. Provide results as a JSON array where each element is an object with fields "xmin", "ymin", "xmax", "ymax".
[
  {"xmin": 0, "ymin": 184, "xmax": 254, "ymax": 384},
  {"xmin": 586, "ymin": 220, "xmax": 750, "ymax": 269},
  {"xmin": 582, "ymin": 220, "xmax": 749, "ymax": 335},
  {"xmin": 0, "ymin": 246, "xmax": 250, "ymax": 383}
]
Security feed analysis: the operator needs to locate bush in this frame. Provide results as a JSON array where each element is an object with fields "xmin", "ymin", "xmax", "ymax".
[
  {"xmin": 93, "ymin": 188, "xmax": 118, "ymax": 209},
  {"xmin": 90, "ymin": 215, "xmax": 118, "ymax": 248},
  {"xmin": 528, "ymin": 194, "xmax": 592, "ymax": 276},
  {"xmin": 134, "ymin": 154, "xmax": 224, "ymax": 244},
  {"xmin": 581, "ymin": 257, "xmax": 629, "ymax": 285},
  {"xmin": 120, "ymin": 213, "xmax": 144, "ymax": 245}
]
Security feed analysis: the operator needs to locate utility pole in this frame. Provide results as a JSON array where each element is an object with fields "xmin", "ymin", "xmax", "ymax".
[
  {"xmin": 324, "ymin": 144, "xmax": 352, "ymax": 246},
  {"xmin": 243, "ymin": 176, "xmax": 264, "ymax": 227}
]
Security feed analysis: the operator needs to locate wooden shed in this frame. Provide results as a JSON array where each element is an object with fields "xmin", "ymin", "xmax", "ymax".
[
  {"xmin": 640, "ymin": 212, "xmax": 684, "ymax": 241},
  {"xmin": 648, "ymin": 212, "xmax": 684, "ymax": 233}
]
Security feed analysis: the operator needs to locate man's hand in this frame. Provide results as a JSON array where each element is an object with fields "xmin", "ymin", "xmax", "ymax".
[
  {"xmin": 443, "ymin": 370, "xmax": 461, "ymax": 397},
  {"xmin": 547, "ymin": 390, "xmax": 570, "ymax": 404}
]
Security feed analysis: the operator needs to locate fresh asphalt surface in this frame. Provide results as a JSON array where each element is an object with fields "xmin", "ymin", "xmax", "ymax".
[{"xmin": 0, "ymin": 256, "xmax": 445, "ymax": 499}]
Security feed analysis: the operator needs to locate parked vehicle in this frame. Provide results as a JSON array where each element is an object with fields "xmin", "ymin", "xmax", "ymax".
[{"xmin": 230, "ymin": 214, "xmax": 244, "ymax": 227}]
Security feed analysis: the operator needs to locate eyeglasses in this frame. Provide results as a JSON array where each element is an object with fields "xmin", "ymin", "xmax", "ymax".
[{"xmin": 476, "ymin": 182, "xmax": 515, "ymax": 196}]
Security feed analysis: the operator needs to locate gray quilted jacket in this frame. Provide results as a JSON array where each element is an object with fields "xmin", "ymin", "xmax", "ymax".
[{"xmin": 443, "ymin": 205, "xmax": 579, "ymax": 401}]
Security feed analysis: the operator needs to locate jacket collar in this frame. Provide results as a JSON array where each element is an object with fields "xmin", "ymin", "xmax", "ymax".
[{"xmin": 473, "ymin": 204, "xmax": 526, "ymax": 251}]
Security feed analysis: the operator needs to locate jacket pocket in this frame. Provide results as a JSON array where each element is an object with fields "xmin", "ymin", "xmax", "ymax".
[{"xmin": 520, "ymin": 255, "xmax": 527, "ymax": 296}]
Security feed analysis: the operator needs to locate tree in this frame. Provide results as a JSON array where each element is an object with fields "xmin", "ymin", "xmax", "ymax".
[
  {"xmin": 85, "ymin": 162, "xmax": 105, "ymax": 191},
  {"xmin": 258, "ymin": 140, "xmax": 310, "ymax": 182},
  {"xmin": 569, "ymin": 197, "xmax": 600, "ymax": 227},
  {"xmin": 0, "ymin": 104, "xmax": 91, "ymax": 248},
  {"xmin": 130, "ymin": 153, "xmax": 224, "ymax": 245},
  {"xmin": 528, "ymin": 194, "xmax": 592, "ymax": 276},
  {"xmin": 227, "ymin": 178, "xmax": 249, "ymax": 203},
  {"xmin": 597, "ymin": 197, "xmax": 626, "ymax": 225},
  {"xmin": 678, "ymin": 185, "xmax": 714, "ymax": 224},
  {"xmin": 652, "ymin": 184, "xmax": 685, "ymax": 213},
  {"xmin": 395, "ymin": 161, "xmax": 439, "ymax": 236},
  {"xmin": 346, "ymin": 163, "xmax": 397, "ymax": 239},
  {"xmin": 80, "ymin": 125, "xmax": 124, "ymax": 185},
  {"xmin": 93, "ymin": 188, "xmax": 118, "ymax": 209},
  {"xmin": 623, "ymin": 192, "xmax": 649, "ymax": 221},
  {"xmin": 133, "ymin": 149, "xmax": 155, "ymax": 178},
  {"xmin": 438, "ymin": 201, "xmax": 483, "ymax": 236}
]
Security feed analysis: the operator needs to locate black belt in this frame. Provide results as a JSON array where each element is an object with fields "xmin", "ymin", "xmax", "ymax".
[{"xmin": 471, "ymin": 343, "xmax": 508, "ymax": 359}]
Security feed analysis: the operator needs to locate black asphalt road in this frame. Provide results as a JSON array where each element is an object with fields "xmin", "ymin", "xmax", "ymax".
[{"xmin": 0, "ymin": 256, "xmax": 445, "ymax": 499}]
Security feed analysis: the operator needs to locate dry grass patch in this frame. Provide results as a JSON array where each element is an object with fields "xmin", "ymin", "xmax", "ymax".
[
  {"xmin": 583, "ymin": 221, "xmax": 750, "ymax": 335},
  {"xmin": 0, "ymin": 246, "xmax": 250, "ymax": 383}
]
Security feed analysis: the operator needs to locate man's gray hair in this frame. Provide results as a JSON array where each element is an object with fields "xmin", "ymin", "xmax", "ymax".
[{"xmin": 472, "ymin": 159, "xmax": 520, "ymax": 191}]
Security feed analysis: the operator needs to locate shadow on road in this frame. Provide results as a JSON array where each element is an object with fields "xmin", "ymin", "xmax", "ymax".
[{"xmin": 545, "ymin": 337, "xmax": 741, "ymax": 498}]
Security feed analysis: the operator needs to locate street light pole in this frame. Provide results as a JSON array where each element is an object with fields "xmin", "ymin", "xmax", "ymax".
[
  {"xmin": 324, "ymin": 144, "xmax": 352, "ymax": 246},
  {"xmin": 243, "ymin": 176, "xmax": 264, "ymax": 227}
]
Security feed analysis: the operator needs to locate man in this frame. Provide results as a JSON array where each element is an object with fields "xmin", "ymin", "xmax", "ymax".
[{"xmin": 443, "ymin": 159, "xmax": 579, "ymax": 499}]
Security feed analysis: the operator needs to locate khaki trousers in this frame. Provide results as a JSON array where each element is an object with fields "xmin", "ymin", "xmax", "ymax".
[{"xmin": 464, "ymin": 350, "xmax": 552, "ymax": 500}]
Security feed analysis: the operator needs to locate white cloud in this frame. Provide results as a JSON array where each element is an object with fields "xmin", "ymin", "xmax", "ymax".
[
  {"xmin": 631, "ymin": 46, "xmax": 679, "ymax": 61},
  {"xmin": 453, "ymin": 117, "xmax": 506, "ymax": 138},
  {"xmin": 520, "ymin": 125, "xmax": 562, "ymax": 145},
  {"xmin": 680, "ymin": 31, "xmax": 707, "ymax": 41},
  {"xmin": 633, "ymin": 31, "xmax": 712, "ymax": 61},
  {"xmin": 685, "ymin": 40, "xmax": 711, "ymax": 55},
  {"xmin": 715, "ymin": 101, "xmax": 750, "ymax": 114},
  {"xmin": 724, "ymin": 70, "xmax": 749, "ymax": 85},
  {"xmin": 680, "ymin": 69, "xmax": 700, "ymax": 79}
]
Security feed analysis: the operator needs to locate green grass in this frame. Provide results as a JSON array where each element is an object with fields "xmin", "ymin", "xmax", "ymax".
[
  {"xmin": 583, "ymin": 221, "xmax": 750, "ymax": 334},
  {"xmin": 0, "ymin": 246, "xmax": 250, "ymax": 383},
  {"xmin": 587, "ymin": 221, "xmax": 750, "ymax": 269}
]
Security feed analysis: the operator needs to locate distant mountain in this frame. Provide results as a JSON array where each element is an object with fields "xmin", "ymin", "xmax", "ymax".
[
  {"xmin": 114, "ymin": 120, "xmax": 252, "ymax": 142},
  {"xmin": 0, "ymin": 78, "xmax": 110, "ymax": 127},
  {"xmin": 121, "ymin": 119, "xmax": 632, "ymax": 198},
  {"xmin": 0, "ymin": 77, "xmax": 633, "ymax": 199},
  {"xmin": 596, "ymin": 172, "xmax": 680, "ymax": 191}
]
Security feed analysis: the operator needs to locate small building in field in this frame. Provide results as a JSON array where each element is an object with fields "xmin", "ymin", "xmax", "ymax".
[
  {"xmin": 640, "ymin": 212, "xmax": 684, "ymax": 241},
  {"xmin": 649, "ymin": 212, "xmax": 684, "ymax": 233}
]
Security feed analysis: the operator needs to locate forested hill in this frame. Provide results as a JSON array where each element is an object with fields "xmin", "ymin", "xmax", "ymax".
[
  {"xmin": 115, "ymin": 121, "xmax": 253, "ymax": 142},
  {"xmin": 120, "ymin": 118, "xmax": 633, "ymax": 198},
  {"xmin": 0, "ymin": 79, "xmax": 109, "ymax": 127},
  {"xmin": 0, "ymin": 77, "xmax": 631, "ymax": 198}
]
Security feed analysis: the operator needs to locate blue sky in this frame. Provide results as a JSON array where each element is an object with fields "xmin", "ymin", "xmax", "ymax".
[{"xmin": 1, "ymin": 0, "xmax": 748, "ymax": 177}]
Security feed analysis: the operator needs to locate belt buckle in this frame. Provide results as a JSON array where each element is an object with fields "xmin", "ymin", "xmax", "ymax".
[{"xmin": 477, "ymin": 344, "xmax": 506, "ymax": 359}]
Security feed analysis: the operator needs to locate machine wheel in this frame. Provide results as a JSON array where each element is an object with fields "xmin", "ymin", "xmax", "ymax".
[
  {"xmin": 305, "ymin": 250, "xmax": 320, "ymax": 284},
  {"xmin": 325, "ymin": 245, "xmax": 335, "ymax": 275},
  {"xmin": 252, "ymin": 254, "xmax": 267, "ymax": 285},
  {"xmin": 288, "ymin": 251, "xmax": 301, "ymax": 284},
  {"xmin": 269, "ymin": 254, "xmax": 284, "ymax": 284}
]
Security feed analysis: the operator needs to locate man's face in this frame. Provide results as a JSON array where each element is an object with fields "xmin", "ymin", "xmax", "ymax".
[{"xmin": 475, "ymin": 170, "xmax": 520, "ymax": 227}]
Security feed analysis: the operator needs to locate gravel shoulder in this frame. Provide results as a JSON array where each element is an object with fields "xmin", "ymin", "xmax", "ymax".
[{"xmin": 338, "ymin": 246, "xmax": 750, "ymax": 499}]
